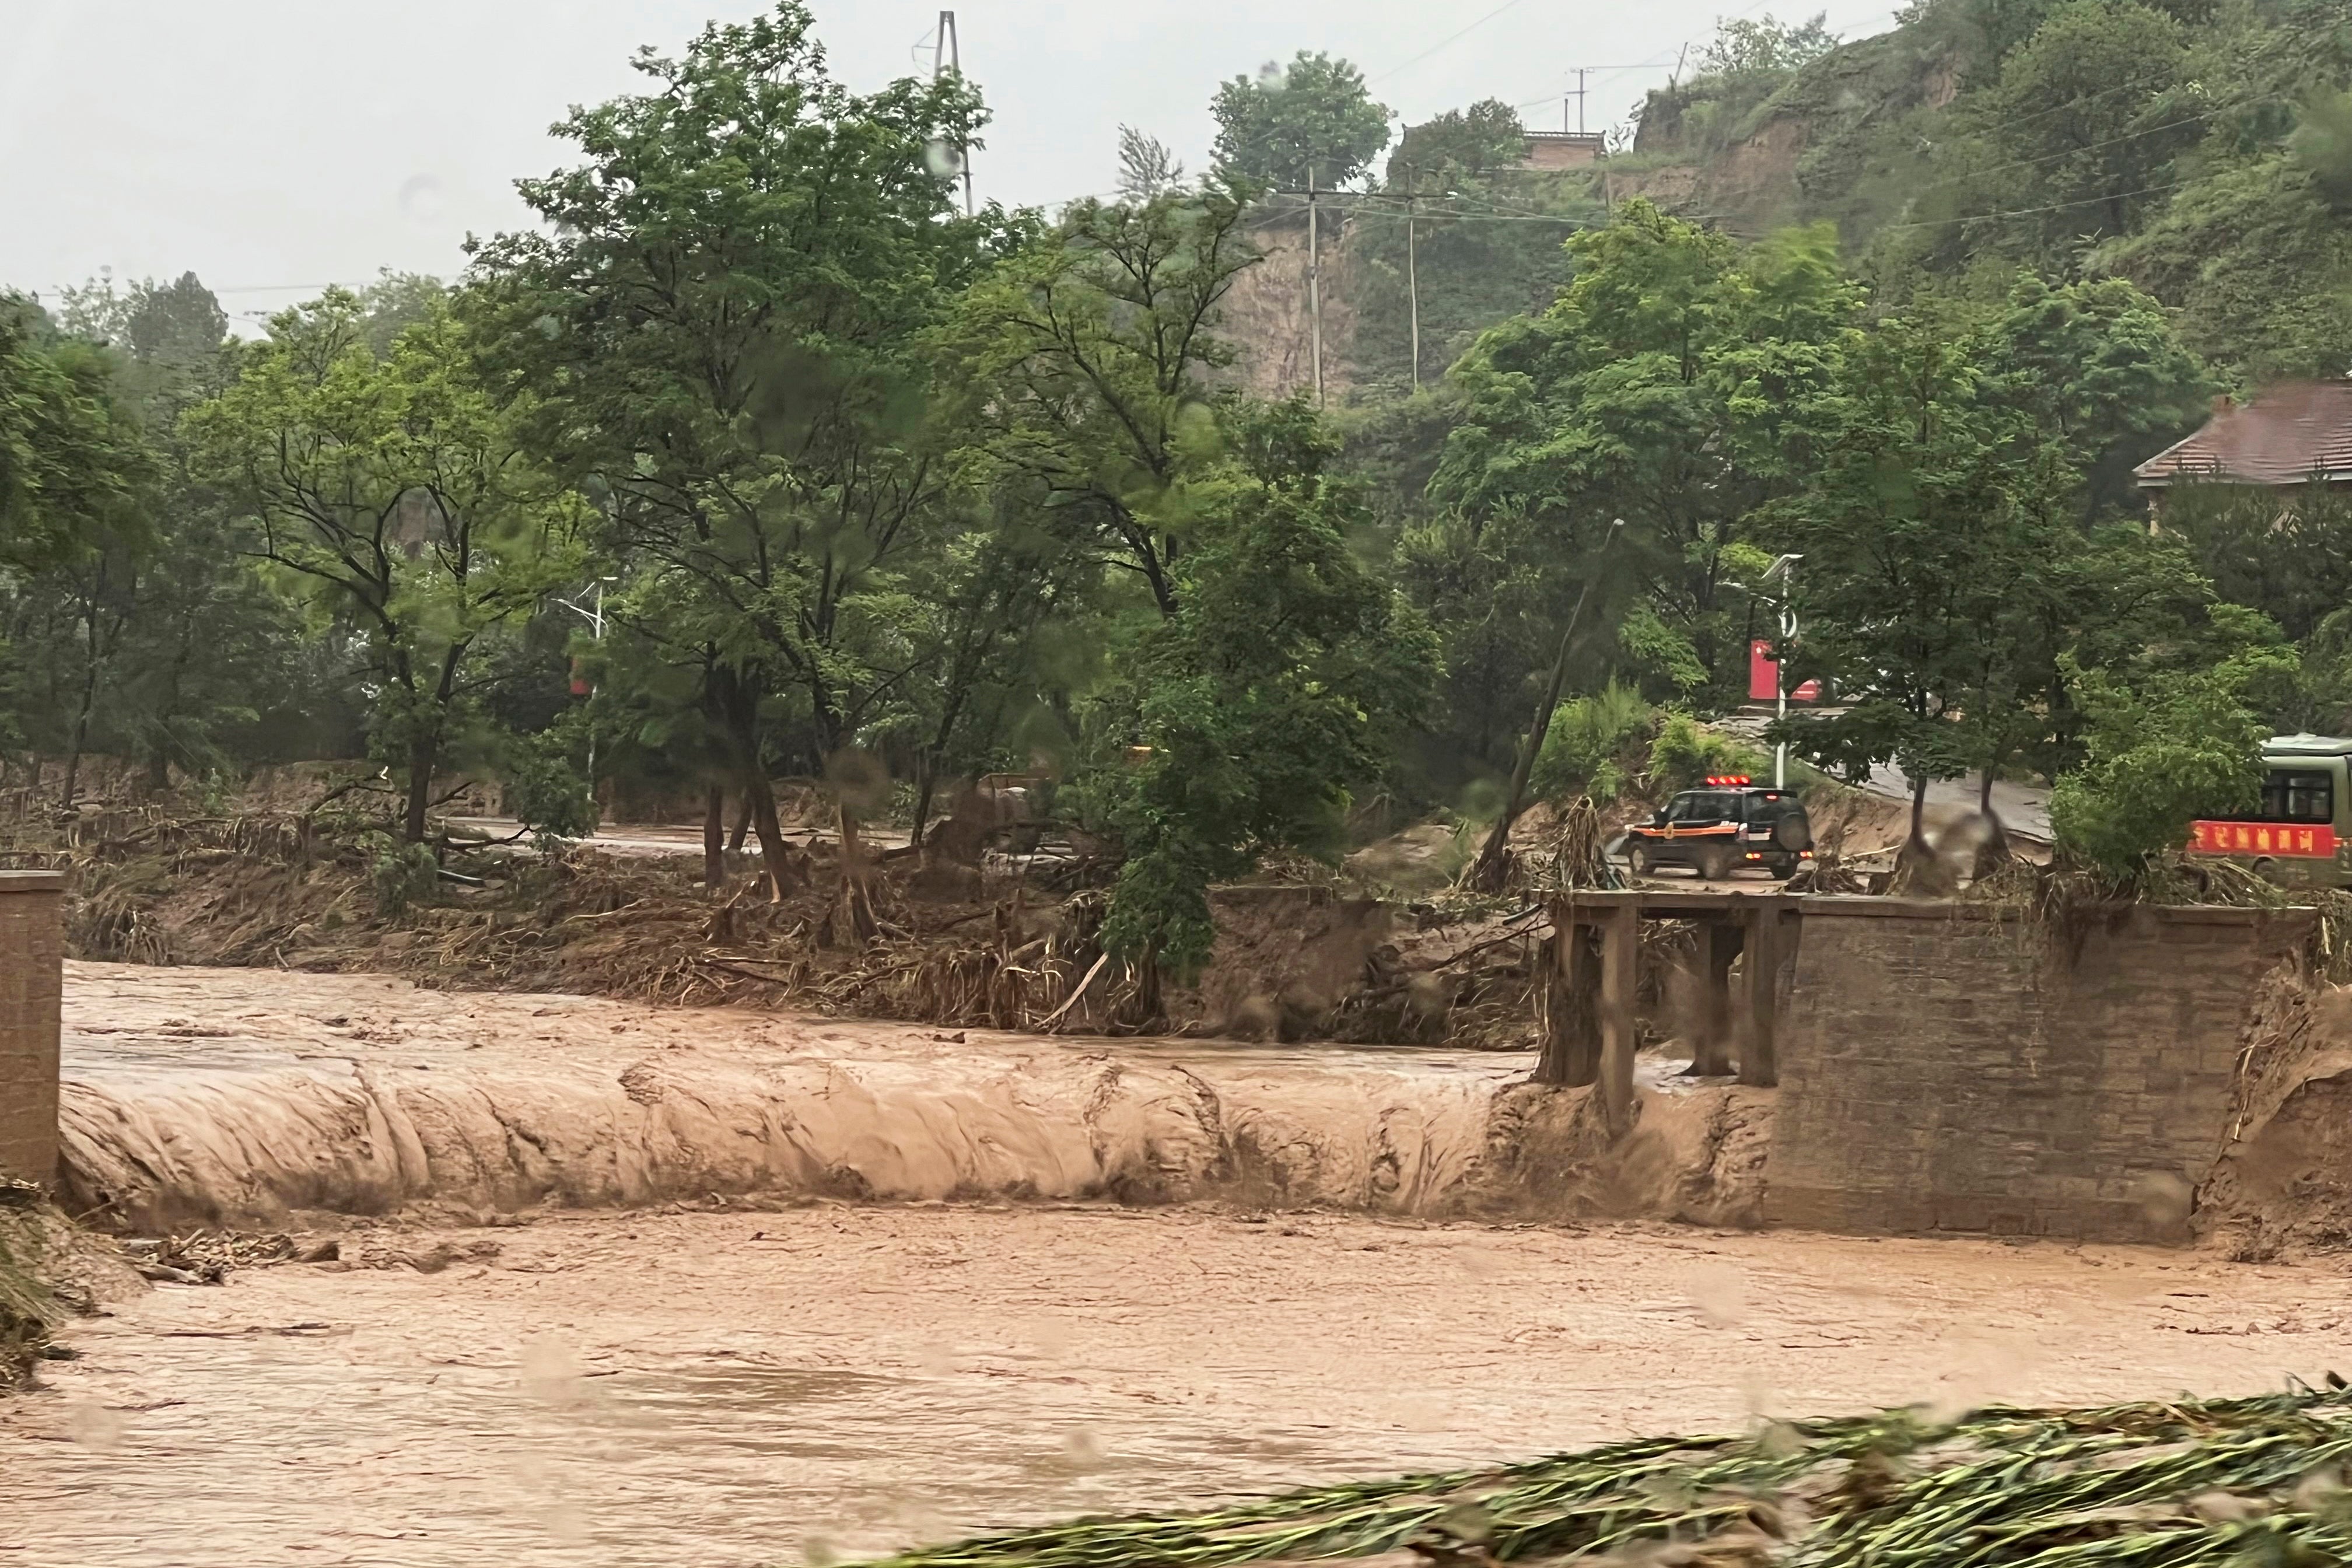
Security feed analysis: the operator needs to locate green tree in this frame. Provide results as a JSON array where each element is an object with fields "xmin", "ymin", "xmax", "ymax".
[
  {"xmin": 1975, "ymin": 272, "xmax": 2212, "ymax": 513},
  {"xmin": 187, "ymin": 290, "xmax": 586, "ymax": 841},
  {"xmin": 1698, "ymin": 12, "xmax": 1840, "ymax": 75},
  {"xmin": 2049, "ymin": 621, "xmax": 2294, "ymax": 876},
  {"xmin": 0, "ymin": 306, "xmax": 145, "ymax": 579},
  {"xmin": 1385, "ymin": 100, "xmax": 1528, "ymax": 191},
  {"xmin": 1088, "ymin": 410, "xmax": 1435, "ymax": 982},
  {"xmin": 1770, "ymin": 312, "xmax": 2035, "ymax": 851},
  {"xmin": 1961, "ymin": 0, "xmax": 2197, "ymax": 263},
  {"xmin": 470, "ymin": 2, "xmax": 992, "ymax": 892},
  {"xmin": 943, "ymin": 184, "xmax": 1259, "ymax": 617},
  {"xmin": 1115, "ymin": 126, "xmax": 1185, "ymax": 200},
  {"xmin": 1433, "ymin": 202, "xmax": 1859, "ymax": 711},
  {"xmin": 1209, "ymin": 51, "xmax": 1391, "ymax": 190}
]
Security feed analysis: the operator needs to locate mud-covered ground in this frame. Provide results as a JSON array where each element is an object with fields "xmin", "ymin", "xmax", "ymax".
[{"xmin": 8, "ymin": 1205, "xmax": 2351, "ymax": 1568}]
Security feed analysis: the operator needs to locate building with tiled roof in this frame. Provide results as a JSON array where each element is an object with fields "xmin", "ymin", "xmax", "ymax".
[{"xmin": 2134, "ymin": 380, "xmax": 2352, "ymax": 494}]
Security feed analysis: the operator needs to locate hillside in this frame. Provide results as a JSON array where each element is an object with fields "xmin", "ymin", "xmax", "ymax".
[{"xmin": 1257, "ymin": 0, "xmax": 2352, "ymax": 397}]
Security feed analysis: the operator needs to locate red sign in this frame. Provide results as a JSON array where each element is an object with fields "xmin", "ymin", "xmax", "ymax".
[
  {"xmin": 1748, "ymin": 640, "xmax": 1820, "ymax": 704},
  {"xmin": 2189, "ymin": 820, "xmax": 2338, "ymax": 859}
]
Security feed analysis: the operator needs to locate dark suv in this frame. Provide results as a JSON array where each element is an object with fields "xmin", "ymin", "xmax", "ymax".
[{"xmin": 1623, "ymin": 777, "xmax": 1814, "ymax": 880}]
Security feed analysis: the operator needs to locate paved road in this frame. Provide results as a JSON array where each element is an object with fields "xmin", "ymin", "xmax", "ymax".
[{"xmin": 1711, "ymin": 715, "xmax": 2052, "ymax": 843}]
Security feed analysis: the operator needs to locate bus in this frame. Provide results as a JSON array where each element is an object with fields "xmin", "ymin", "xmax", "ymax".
[{"xmin": 2188, "ymin": 733, "xmax": 2352, "ymax": 888}]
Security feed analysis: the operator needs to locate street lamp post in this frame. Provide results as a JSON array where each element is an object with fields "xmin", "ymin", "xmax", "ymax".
[
  {"xmin": 1760, "ymin": 554, "xmax": 1802, "ymax": 790},
  {"xmin": 552, "ymin": 578, "xmax": 618, "ymax": 786}
]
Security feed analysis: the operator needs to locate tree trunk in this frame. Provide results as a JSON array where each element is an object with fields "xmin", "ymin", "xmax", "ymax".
[
  {"xmin": 729, "ymin": 796, "xmax": 753, "ymax": 854},
  {"xmin": 909, "ymin": 756, "xmax": 936, "ymax": 852},
  {"xmin": 712, "ymin": 664, "xmax": 797, "ymax": 900},
  {"xmin": 703, "ymin": 785, "xmax": 726, "ymax": 890},
  {"xmin": 836, "ymin": 800, "xmax": 878, "ymax": 942},
  {"xmin": 741, "ymin": 764, "xmax": 795, "ymax": 902},
  {"xmin": 404, "ymin": 737, "xmax": 436, "ymax": 843},
  {"xmin": 60, "ymin": 686, "xmax": 93, "ymax": 810},
  {"xmin": 1973, "ymin": 764, "xmax": 2011, "ymax": 878}
]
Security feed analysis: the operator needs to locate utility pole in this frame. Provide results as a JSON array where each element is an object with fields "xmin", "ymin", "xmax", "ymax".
[
  {"xmin": 935, "ymin": 11, "xmax": 974, "ymax": 216},
  {"xmin": 1568, "ymin": 66, "xmax": 1590, "ymax": 135},
  {"xmin": 1405, "ymin": 182, "xmax": 1420, "ymax": 392},
  {"xmin": 1306, "ymin": 164, "xmax": 1324, "ymax": 408}
]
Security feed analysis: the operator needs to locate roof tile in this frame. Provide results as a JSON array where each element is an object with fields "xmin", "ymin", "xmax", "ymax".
[{"xmin": 2134, "ymin": 380, "xmax": 2352, "ymax": 487}]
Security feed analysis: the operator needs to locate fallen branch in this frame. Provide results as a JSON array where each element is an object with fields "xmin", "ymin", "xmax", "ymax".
[{"xmin": 1033, "ymin": 950, "xmax": 1112, "ymax": 1033}]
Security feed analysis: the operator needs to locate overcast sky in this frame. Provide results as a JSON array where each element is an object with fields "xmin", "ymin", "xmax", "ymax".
[{"xmin": 1, "ymin": 0, "xmax": 1900, "ymax": 332}]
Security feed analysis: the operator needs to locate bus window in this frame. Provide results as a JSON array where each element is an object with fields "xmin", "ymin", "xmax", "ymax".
[{"xmin": 2259, "ymin": 769, "xmax": 2333, "ymax": 824}]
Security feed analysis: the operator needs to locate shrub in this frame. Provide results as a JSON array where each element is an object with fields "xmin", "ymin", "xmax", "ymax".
[
  {"xmin": 1646, "ymin": 712, "xmax": 1768, "ymax": 793},
  {"xmin": 1531, "ymin": 683, "xmax": 1654, "ymax": 804},
  {"xmin": 2050, "ymin": 645, "xmax": 2291, "ymax": 877}
]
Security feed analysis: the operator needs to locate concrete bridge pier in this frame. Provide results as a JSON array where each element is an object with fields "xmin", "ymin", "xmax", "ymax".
[
  {"xmin": 1540, "ymin": 891, "xmax": 1796, "ymax": 1126},
  {"xmin": 0, "ymin": 871, "xmax": 64, "ymax": 1188}
]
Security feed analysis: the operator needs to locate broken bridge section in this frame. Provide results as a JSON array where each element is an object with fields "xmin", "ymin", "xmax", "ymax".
[
  {"xmin": 0, "ymin": 870, "xmax": 65, "ymax": 1186},
  {"xmin": 1541, "ymin": 889, "xmax": 2318, "ymax": 1245}
]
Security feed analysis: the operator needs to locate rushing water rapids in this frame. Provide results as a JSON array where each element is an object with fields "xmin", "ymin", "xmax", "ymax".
[{"xmin": 52, "ymin": 963, "xmax": 1758, "ymax": 1230}]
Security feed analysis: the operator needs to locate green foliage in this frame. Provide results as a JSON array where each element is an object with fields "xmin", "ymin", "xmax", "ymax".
[
  {"xmin": 187, "ymin": 290, "xmax": 586, "ymax": 837},
  {"xmin": 1352, "ymin": 123, "xmax": 1606, "ymax": 390},
  {"xmin": 501, "ymin": 726, "xmax": 599, "ymax": 849},
  {"xmin": 942, "ymin": 183, "xmax": 1259, "ymax": 617},
  {"xmin": 469, "ymin": 1, "xmax": 993, "ymax": 877},
  {"xmin": 855, "ymin": 1386, "xmax": 2352, "ymax": 1568},
  {"xmin": 1434, "ymin": 201, "xmax": 1861, "ymax": 708},
  {"xmin": 1384, "ymin": 100, "xmax": 1528, "ymax": 191},
  {"xmin": 1115, "ymin": 126, "xmax": 1185, "ymax": 200},
  {"xmin": 2050, "ymin": 632, "xmax": 2294, "ymax": 875},
  {"xmin": 1209, "ymin": 52, "xmax": 1391, "ymax": 190},
  {"xmin": 1530, "ymin": 683, "xmax": 1652, "ymax": 803},
  {"xmin": 1646, "ymin": 713, "xmax": 1767, "ymax": 793},
  {"xmin": 2162, "ymin": 482, "xmax": 2352, "ymax": 645},
  {"xmin": 1700, "ymin": 12, "xmax": 1841, "ymax": 75},
  {"xmin": 364, "ymin": 832, "xmax": 441, "ymax": 918},
  {"xmin": 1634, "ymin": 12, "xmax": 1844, "ymax": 163},
  {"xmin": 1091, "ymin": 421, "xmax": 1436, "ymax": 975},
  {"xmin": 0, "ymin": 308, "xmax": 148, "ymax": 577}
]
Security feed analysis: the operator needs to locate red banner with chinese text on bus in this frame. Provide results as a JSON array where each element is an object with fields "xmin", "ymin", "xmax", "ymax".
[{"xmin": 2189, "ymin": 820, "xmax": 2338, "ymax": 858}]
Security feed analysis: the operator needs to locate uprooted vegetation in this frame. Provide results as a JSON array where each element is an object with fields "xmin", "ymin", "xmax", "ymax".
[
  {"xmin": 22, "ymin": 793, "xmax": 1569, "ymax": 1047},
  {"xmin": 860, "ymin": 1385, "xmax": 2352, "ymax": 1568}
]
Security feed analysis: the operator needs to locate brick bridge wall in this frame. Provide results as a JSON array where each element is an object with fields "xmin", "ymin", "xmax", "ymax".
[
  {"xmin": 0, "ymin": 871, "xmax": 64, "ymax": 1186},
  {"xmin": 1764, "ymin": 898, "xmax": 2312, "ymax": 1245}
]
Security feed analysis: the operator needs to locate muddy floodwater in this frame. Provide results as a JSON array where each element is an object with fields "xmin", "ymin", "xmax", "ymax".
[{"xmin": 9, "ymin": 965, "xmax": 2352, "ymax": 1567}]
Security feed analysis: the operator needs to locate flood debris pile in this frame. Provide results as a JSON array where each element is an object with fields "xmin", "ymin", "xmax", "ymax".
[
  {"xmin": 40, "ymin": 804, "xmax": 1560, "ymax": 1045},
  {"xmin": 867, "ymin": 1388, "xmax": 2352, "ymax": 1568}
]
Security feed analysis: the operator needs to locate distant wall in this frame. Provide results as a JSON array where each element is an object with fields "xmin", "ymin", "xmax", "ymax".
[
  {"xmin": 1765, "ymin": 898, "xmax": 2311, "ymax": 1245},
  {"xmin": 0, "ymin": 872, "xmax": 64, "ymax": 1185}
]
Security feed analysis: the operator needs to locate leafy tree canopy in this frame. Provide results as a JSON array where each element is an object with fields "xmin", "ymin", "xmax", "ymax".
[{"xmin": 1209, "ymin": 51, "xmax": 1391, "ymax": 190}]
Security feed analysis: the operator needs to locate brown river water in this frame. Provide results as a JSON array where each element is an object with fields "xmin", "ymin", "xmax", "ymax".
[{"xmin": 8, "ymin": 964, "xmax": 2352, "ymax": 1567}]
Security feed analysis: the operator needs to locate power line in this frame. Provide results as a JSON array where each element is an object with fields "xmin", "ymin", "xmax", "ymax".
[
  {"xmin": 1880, "ymin": 176, "xmax": 2193, "ymax": 232},
  {"xmin": 1368, "ymin": 0, "xmax": 1536, "ymax": 85}
]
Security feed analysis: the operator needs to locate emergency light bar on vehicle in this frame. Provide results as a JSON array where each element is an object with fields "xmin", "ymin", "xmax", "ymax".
[{"xmin": 1703, "ymin": 776, "xmax": 1752, "ymax": 786}]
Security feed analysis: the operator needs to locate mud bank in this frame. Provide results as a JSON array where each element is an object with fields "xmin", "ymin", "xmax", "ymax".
[{"xmin": 56, "ymin": 964, "xmax": 1762, "ymax": 1231}]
